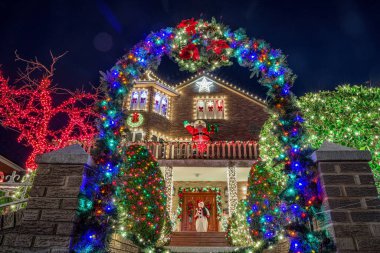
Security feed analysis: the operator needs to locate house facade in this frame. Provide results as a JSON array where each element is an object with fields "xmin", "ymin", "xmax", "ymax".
[{"xmin": 123, "ymin": 71, "xmax": 269, "ymax": 232}]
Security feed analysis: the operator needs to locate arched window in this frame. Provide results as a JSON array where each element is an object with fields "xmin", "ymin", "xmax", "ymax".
[
  {"xmin": 129, "ymin": 89, "xmax": 149, "ymax": 110},
  {"xmin": 130, "ymin": 91, "xmax": 139, "ymax": 110},
  {"xmin": 161, "ymin": 97, "xmax": 168, "ymax": 116},
  {"xmin": 153, "ymin": 92, "xmax": 169, "ymax": 117},
  {"xmin": 139, "ymin": 90, "xmax": 147, "ymax": 110}
]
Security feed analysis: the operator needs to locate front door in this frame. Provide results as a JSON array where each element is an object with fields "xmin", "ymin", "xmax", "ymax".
[{"xmin": 181, "ymin": 192, "xmax": 218, "ymax": 232}]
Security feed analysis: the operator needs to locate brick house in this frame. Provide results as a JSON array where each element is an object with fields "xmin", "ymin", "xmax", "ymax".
[{"xmin": 124, "ymin": 71, "xmax": 269, "ymax": 233}]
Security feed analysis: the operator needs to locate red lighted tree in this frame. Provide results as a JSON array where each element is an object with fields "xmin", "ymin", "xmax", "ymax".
[{"xmin": 0, "ymin": 52, "xmax": 99, "ymax": 171}]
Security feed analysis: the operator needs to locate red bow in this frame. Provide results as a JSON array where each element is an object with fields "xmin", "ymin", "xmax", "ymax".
[
  {"xmin": 177, "ymin": 18, "xmax": 198, "ymax": 35},
  {"xmin": 207, "ymin": 39, "xmax": 229, "ymax": 55},
  {"xmin": 179, "ymin": 43, "xmax": 200, "ymax": 60}
]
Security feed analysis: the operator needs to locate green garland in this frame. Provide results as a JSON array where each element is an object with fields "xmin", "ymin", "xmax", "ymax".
[{"xmin": 176, "ymin": 186, "xmax": 223, "ymax": 221}]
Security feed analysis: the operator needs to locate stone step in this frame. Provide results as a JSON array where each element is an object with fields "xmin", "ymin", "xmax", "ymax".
[
  {"xmin": 169, "ymin": 232, "xmax": 229, "ymax": 247},
  {"xmin": 165, "ymin": 246, "xmax": 239, "ymax": 253}
]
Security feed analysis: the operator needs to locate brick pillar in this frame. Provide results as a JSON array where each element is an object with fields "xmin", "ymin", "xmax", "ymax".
[
  {"xmin": 312, "ymin": 141, "xmax": 380, "ymax": 252},
  {"xmin": 0, "ymin": 144, "xmax": 94, "ymax": 253}
]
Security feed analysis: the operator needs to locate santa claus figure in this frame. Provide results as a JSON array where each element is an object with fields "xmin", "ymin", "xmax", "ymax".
[
  {"xmin": 184, "ymin": 120, "xmax": 211, "ymax": 153},
  {"xmin": 195, "ymin": 201, "xmax": 210, "ymax": 232}
]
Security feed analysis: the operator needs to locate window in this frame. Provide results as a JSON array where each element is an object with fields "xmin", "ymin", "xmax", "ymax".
[
  {"xmin": 129, "ymin": 89, "xmax": 148, "ymax": 110},
  {"xmin": 131, "ymin": 131, "xmax": 144, "ymax": 142},
  {"xmin": 196, "ymin": 98, "xmax": 225, "ymax": 119},
  {"xmin": 153, "ymin": 92, "xmax": 169, "ymax": 117}
]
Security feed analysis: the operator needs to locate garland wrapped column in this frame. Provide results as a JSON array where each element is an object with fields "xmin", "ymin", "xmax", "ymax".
[
  {"xmin": 164, "ymin": 166, "xmax": 174, "ymax": 220},
  {"xmin": 227, "ymin": 162, "xmax": 238, "ymax": 216}
]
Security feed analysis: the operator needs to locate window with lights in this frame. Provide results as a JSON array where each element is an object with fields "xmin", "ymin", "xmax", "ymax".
[
  {"xmin": 196, "ymin": 98, "xmax": 224, "ymax": 119},
  {"xmin": 129, "ymin": 89, "xmax": 148, "ymax": 110},
  {"xmin": 153, "ymin": 91, "xmax": 169, "ymax": 117}
]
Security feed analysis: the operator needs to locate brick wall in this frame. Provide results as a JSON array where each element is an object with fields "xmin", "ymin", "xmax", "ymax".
[
  {"xmin": 171, "ymin": 80, "xmax": 268, "ymax": 141},
  {"xmin": 312, "ymin": 141, "xmax": 380, "ymax": 252},
  {"xmin": 128, "ymin": 76, "xmax": 269, "ymax": 141}
]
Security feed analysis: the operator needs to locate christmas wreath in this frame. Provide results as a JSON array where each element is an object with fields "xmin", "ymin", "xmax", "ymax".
[{"xmin": 126, "ymin": 112, "xmax": 144, "ymax": 128}]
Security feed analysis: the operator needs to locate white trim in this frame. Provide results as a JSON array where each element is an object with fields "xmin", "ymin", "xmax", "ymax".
[{"xmin": 0, "ymin": 155, "xmax": 25, "ymax": 172}]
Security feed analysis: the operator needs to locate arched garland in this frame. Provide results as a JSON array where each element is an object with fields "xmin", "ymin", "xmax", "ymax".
[{"xmin": 74, "ymin": 18, "xmax": 325, "ymax": 253}]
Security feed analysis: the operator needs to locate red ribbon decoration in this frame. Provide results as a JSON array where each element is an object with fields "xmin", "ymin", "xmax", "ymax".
[{"xmin": 179, "ymin": 43, "xmax": 200, "ymax": 60}]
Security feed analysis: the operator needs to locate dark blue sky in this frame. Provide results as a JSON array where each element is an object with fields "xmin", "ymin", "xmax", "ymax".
[{"xmin": 1, "ymin": 0, "xmax": 379, "ymax": 166}]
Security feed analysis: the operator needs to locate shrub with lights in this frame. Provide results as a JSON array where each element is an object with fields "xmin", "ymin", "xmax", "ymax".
[
  {"xmin": 74, "ymin": 18, "xmax": 331, "ymax": 252},
  {"xmin": 116, "ymin": 145, "xmax": 167, "ymax": 249},
  {"xmin": 260, "ymin": 85, "xmax": 380, "ymax": 187},
  {"xmin": 227, "ymin": 200, "xmax": 255, "ymax": 247}
]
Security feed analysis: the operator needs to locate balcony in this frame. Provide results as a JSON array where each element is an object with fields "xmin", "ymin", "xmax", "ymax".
[{"xmin": 128, "ymin": 141, "xmax": 258, "ymax": 161}]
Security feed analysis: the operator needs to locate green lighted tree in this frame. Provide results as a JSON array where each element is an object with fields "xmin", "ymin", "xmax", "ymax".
[
  {"xmin": 260, "ymin": 85, "xmax": 380, "ymax": 185},
  {"xmin": 227, "ymin": 200, "xmax": 255, "ymax": 247},
  {"xmin": 116, "ymin": 145, "xmax": 168, "ymax": 249}
]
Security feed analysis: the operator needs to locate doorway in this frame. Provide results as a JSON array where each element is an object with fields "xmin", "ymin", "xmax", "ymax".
[{"xmin": 180, "ymin": 192, "xmax": 218, "ymax": 232}]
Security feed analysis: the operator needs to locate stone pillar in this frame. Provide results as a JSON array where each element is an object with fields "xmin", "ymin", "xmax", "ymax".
[
  {"xmin": 0, "ymin": 144, "xmax": 94, "ymax": 253},
  {"xmin": 312, "ymin": 141, "xmax": 380, "ymax": 252},
  {"xmin": 227, "ymin": 162, "xmax": 238, "ymax": 216},
  {"xmin": 164, "ymin": 166, "xmax": 174, "ymax": 220}
]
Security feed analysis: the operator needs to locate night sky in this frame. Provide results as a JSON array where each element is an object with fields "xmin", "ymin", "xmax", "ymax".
[{"xmin": 1, "ymin": 0, "xmax": 379, "ymax": 167}]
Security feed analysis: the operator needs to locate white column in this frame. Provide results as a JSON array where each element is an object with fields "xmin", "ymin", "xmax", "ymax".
[
  {"xmin": 227, "ymin": 162, "xmax": 238, "ymax": 216},
  {"xmin": 164, "ymin": 166, "xmax": 174, "ymax": 220}
]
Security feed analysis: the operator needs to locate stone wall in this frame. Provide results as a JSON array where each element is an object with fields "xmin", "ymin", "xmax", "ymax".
[
  {"xmin": 0, "ymin": 145, "xmax": 139, "ymax": 253},
  {"xmin": 312, "ymin": 142, "xmax": 380, "ymax": 252},
  {"xmin": 109, "ymin": 234, "xmax": 139, "ymax": 253}
]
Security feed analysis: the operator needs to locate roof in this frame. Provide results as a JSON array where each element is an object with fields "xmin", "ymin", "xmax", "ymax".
[
  {"xmin": 140, "ymin": 71, "xmax": 267, "ymax": 107},
  {"xmin": 0, "ymin": 155, "xmax": 25, "ymax": 175}
]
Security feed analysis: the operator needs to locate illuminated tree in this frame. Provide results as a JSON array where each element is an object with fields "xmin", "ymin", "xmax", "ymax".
[
  {"xmin": 116, "ymin": 145, "xmax": 168, "ymax": 250},
  {"xmin": 0, "ymin": 52, "xmax": 99, "ymax": 170},
  {"xmin": 260, "ymin": 85, "xmax": 380, "ymax": 185},
  {"xmin": 227, "ymin": 200, "xmax": 255, "ymax": 247}
]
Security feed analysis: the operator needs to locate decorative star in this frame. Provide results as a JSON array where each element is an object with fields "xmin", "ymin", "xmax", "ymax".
[{"xmin": 196, "ymin": 77, "xmax": 213, "ymax": 93}]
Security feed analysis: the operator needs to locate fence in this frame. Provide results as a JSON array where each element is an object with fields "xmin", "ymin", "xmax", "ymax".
[
  {"xmin": 126, "ymin": 141, "xmax": 259, "ymax": 160},
  {"xmin": 0, "ymin": 171, "xmax": 32, "ymax": 215}
]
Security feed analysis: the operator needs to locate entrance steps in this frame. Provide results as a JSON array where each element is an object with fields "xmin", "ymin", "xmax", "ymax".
[
  {"xmin": 165, "ymin": 246, "xmax": 239, "ymax": 253},
  {"xmin": 169, "ymin": 232, "xmax": 230, "ymax": 247}
]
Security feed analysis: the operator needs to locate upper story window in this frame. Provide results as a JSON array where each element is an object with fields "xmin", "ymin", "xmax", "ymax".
[
  {"xmin": 196, "ymin": 98, "xmax": 225, "ymax": 119},
  {"xmin": 153, "ymin": 91, "xmax": 169, "ymax": 117},
  {"xmin": 129, "ymin": 89, "xmax": 148, "ymax": 110}
]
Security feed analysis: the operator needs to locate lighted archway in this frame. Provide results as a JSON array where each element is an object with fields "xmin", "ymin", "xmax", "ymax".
[{"xmin": 74, "ymin": 18, "xmax": 323, "ymax": 253}]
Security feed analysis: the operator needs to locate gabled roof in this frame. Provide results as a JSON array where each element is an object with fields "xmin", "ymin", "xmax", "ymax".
[
  {"xmin": 0, "ymin": 155, "xmax": 25, "ymax": 174},
  {"xmin": 138, "ymin": 71, "xmax": 267, "ymax": 107},
  {"xmin": 174, "ymin": 72, "xmax": 267, "ymax": 107},
  {"xmin": 136, "ymin": 71, "xmax": 179, "ymax": 96}
]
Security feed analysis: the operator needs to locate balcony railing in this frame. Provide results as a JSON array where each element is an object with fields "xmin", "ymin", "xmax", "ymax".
[{"xmin": 128, "ymin": 141, "xmax": 258, "ymax": 160}]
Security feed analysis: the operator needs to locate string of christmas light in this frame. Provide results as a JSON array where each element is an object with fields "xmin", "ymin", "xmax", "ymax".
[
  {"xmin": 260, "ymin": 85, "xmax": 380, "ymax": 187},
  {"xmin": 74, "ymin": 18, "xmax": 328, "ymax": 252},
  {"xmin": 116, "ymin": 145, "xmax": 168, "ymax": 250},
  {"xmin": 227, "ymin": 200, "xmax": 256, "ymax": 247},
  {"xmin": 0, "ymin": 55, "xmax": 98, "ymax": 171},
  {"xmin": 246, "ymin": 161, "xmax": 282, "ymax": 250}
]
